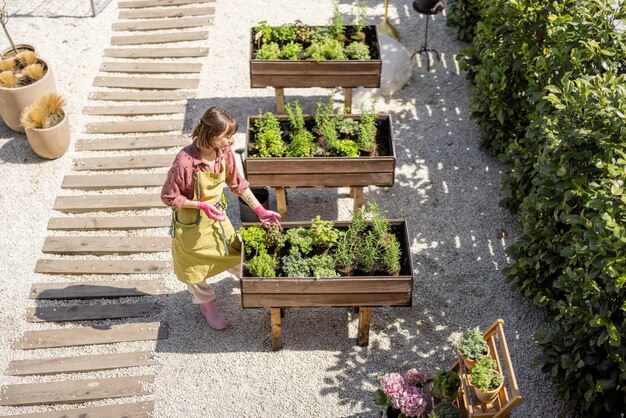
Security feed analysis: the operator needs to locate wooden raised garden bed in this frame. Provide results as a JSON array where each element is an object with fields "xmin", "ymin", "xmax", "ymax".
[
  {"xmin": 239, "ymin": 218, "xmax": 414, "ymax": 350},
  {"xmin": 249, "ymin": 25, "xmax": 382, "ymax": 89},
  {"xmin": 244, "ymin": 113, "xmax": 395, "ymax": 187}
]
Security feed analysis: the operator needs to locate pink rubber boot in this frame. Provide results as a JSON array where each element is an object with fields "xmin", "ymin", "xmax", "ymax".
[{"xmin": 200, "ymin": 300, "xmax": 228, "ymax": 330}]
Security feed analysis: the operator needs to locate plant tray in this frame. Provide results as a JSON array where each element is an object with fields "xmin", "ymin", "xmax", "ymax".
[
  {"xmin": 239, "ymin": 219, "xmax": 413, "ymax": 308},
  {"xmin": 249, "ymin": 25, "xmax": 382, "ymax": 88},
  {"xmin": 244, "ymin": 113, "xmax": 396, "ymax": 188}
]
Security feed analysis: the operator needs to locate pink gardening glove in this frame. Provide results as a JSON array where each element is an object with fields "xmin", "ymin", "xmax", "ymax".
[
  {"xmin": 254, "ymin": 206, "xmax": 282, "ymax": 228},
  {"xmin": 198, "ymin": 201, "xmax": 226, "ymax": 222}
]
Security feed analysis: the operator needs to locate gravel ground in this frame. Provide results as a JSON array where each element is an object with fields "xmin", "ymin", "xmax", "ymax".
[{"xmin": 0, "ymin": 0, "xmax": 567, "ymax": 417}]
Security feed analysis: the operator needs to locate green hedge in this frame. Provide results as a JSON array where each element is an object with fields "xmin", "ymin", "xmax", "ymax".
[
  {"xmin": 459, "ymin": 0, "xmax": 626, "ymax": 415},
  {"xmin": 446, "ymin": 0, "xmax": 484, "ymax": 42}
]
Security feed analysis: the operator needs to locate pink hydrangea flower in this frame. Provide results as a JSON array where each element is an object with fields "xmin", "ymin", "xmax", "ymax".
[
  {"xmin": 404, "ymin": 368, "xmax": 427, "ymax": 387},
  {"xmin": 380, "ymin": 372, "xmax": 405, "ymax": 407},
  {"xmin": 398, "ymin": 385, "xmax": 427, "ymax": 417}
]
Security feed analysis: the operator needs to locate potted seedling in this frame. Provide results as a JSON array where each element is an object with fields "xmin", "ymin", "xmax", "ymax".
[
  {"xmin": 456, "ymin": 327, "xmax": 489, "ymax": 371},
  {"xmin": 0, "ymin": 50, "xmax": 56, "ymax": 132},
  {"xmin": 249, "ymin": 3, "xmax": 381, "ymax": 89},
  {"xmin": 469, "ymin": 355, "xmax": 504, "ymax": 404},
  {"xmin": 20, "ymin": 92, "xmax": 70, "ymax": 159},
  {"xmin": 0, "ymin": 1, "xmax": 34, "ymax": 58},
  {"xmin": 427, "ymin": 402, "xmax": 461, "ymax": 418},
  {"xmin": 431, "ymin": 370, "xmax": 460, "ymax": 403},
  {"xmin": 244, "ymin": 95, "xmax": 396, "ymax": 188}
]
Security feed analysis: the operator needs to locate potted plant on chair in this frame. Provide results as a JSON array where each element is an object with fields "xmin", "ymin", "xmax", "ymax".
[
  {"xmin": 20, "ymin": 92, "xmax": 70, "ymax": 159},
  {"xmin": 468, "ymin": 355, "xmax": 504, "ymax": 404},
  {"xmin": 456, "ymin": 327, "xmax": 489, "ymax": 371}
]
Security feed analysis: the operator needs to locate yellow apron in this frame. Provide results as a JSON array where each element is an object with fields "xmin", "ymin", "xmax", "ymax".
[{"xmin": 171, "ymin": 158, "xmax": 241, "ymax": 284}]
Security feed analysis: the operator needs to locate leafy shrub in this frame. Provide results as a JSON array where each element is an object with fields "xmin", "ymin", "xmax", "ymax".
[
  {"xmin": 253, "ymin": 112, "xmax": 285, "ymax": 157},
  {"xmin": 336, "ymin": 118, "xmax": 360, "ymax": 136},
  {"xmin": 331, "ymin": 139, "xmax": 360, "ymax": 157},
  {"xmin": 285, "ymin": 100, "xmax": 306, "ymax": 132},
  {"xmin": 470, "ymin": 355, "xmax": 503, "ymax": 392},
  {"xmin": 428, "ymin": 402, "xmax": 461, "ymax": 418},
  {"xmin": 381, "ymin": 232, "xmax": 401, "ymax": 276},
  {"xmin": 334, "ymin": 231, "xmax": 356, "ymax": 274},
  {"xmin": 357, "ymin": 104, "xmax": 377, "ymax": 154},
  {"xmin": 272, "ymin": 24, "xmax": 297, "ymax": 43},
  {"xmin": 308, "ymin": 254, "xmax": 339, "ymax": 278},
  {"xmin": 446, "ymin": 0, "xmax": 484, "ymax": 42},
  {"xmin": 239, "ymin": 225, "xmax": 267, "ymax": 256},
  {"xmin": 255, "ymin": 42, "xmax": 281, "ymax": 60},
  {"xmin": 345, "ymin": 41, "xmax": 370, "ymax": 60},
  {"xmin": 310, "ymin": 216, "xmax": 340, "ymax": 249},
  {"xmin": 266, "ymin": 224, "xmax": 285, "ymax": 251},
  {"xmin": 432, "ymin": 371, "xmax": 460, "ymax": 403},
  {"xmin": 280, "ymin": 41, "xmax": 303, "ymax": 60},
  {"xmin": 246, "ymin": 253, "xmax": 277, "ymax": 278},
  {"xmin": 282, "ymin": 253, "xmax": 311, "ymax": 277},
  {"xmin": 255, "ymin": 20, "xmax": 273, "ymax": 43},
  {"xmin": 457, "ymin": 327, "xmax": 488, "ymax": 361},
  {"xmin": 286, "ymin": 130, "xmax": 316, "ymax": 157},
  {"xmin": 304, "ymin": 38, "xmax": 346, "ymax": 61},
  {"xmin": 285, "ymin": 227, "xmax": 313, "ymax": 255}
]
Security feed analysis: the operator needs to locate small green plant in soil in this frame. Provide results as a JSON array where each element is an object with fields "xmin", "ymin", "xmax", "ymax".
[
  {"xmin": 239, "ymin": 225, "xmax": 267, "ymax": 256},
  {"xmin": 280, "ymin": 41, "xmax": 303, "ymax": 60},
  {"xmin": 357, "ymin": 103, "xmax": 377, "ymax": 155},
  {"xmin": 246, "ymin": 253, "xmax": 278, "ymax": 278},
  {"xmin": 432, "ymin": 370, "xmax": 460, "ymax": 403},
  {"xmin": 457, "ymin": 327, "xmax": 489, "ymax": 361},
  {"xmin": 285, "ymin": 101, "xmax": 315, "ymax": 157},
  {"xmin": 255, "ymin": 42, "xmax": 280, "ymax": 60},
  {"xmin": 272, "ymin": 24, "xmax": 297, "ymax": 43},
  {"xmin": 308, "ymin": 254, "xmax": 339, "ymax": 278},
  {"xmin": 345, "ymin": 41, "xmax": 370, "ymax": 60},
  {"xmin": 282, "ymin": 252, "xmax": 311, "ymax": 277},
  {"xmin": 428, "ymin": 402, "xmax": 461, "ymax": 418},
  {"xmin": 285, "ymin": 227, "xmax": 313, "ymax": 255},
  {"xmin": 470, "ymin": 355, "xmax": 503, "ymax": 392},
  {"xmin": 310, "ymin": 216, "xmax": 341, "ymax": 249},
  {"xmin": 352, "ymin": 2, "xmax": 367, "ymax": 41},
  {"xmin": 253, "ymin": 111, "xmax": 285, "ymax": 157}
]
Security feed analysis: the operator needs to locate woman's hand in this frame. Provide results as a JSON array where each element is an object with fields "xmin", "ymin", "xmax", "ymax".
[
  {"xmin": 198, "ymin": 201, "xmax": 226, "ymax": 222},
  {"xmin": 254, "ymin": 206, "xmax": 282, "ymax": 228}
]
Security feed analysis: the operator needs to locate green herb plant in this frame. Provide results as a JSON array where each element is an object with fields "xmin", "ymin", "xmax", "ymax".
[
  {"xmin": 246, "ymin": 253, "xmax": 278, "ymax": 278},
  {"xmin": 470, "ymin": 355, "xmax": 503, "ymax": 392},
  {"xmin": 428, "ymin": 402, "xmax": 461, "ymax": 418},
  {"xmin": 457, "ymin": 327, "xmax": 488, "ymax": 361},
  {"xmin": 280, "ymin": 41, "xmax": 303, "ymax": 60},
  {"xmin": 432, "ymin": 370, "xmax": 460, "ymax": 403},
  {"xmin": 239, "ymin": 225, "xmax": 268, "ymax": 256},
  {"xmin": 345, "ymin": 41, "xmax": 370, "ymax": 60},
  {"xmin": 285, "ymin": 227, "xmax": 313, "ymax": 255},
  {"xmin": 253, "ymin": 112, "xmax": 285, "ymax": 157}
]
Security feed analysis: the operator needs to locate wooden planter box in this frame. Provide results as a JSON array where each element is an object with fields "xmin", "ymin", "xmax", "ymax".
[
  {"xmin": 239, "ymin": 219, "xmax": 414, "ymax": 309},
  {"xmin": 249, "ymin": 25, "xmax": 382, "ymax": 88},
  {"xmin": 244, "ymin": 113, "xmax": 396, "ymax": 188}
]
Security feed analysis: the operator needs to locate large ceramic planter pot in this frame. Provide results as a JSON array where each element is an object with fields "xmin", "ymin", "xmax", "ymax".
[
  {"xmin": 0, "ymin": 58, "xmax": 56, "ymax": 132},
  {"xmin": 1, "ymin": 44, "xmax": 35, "ymax": 59},
  {"xmin": 24, "ymin": 112, "xmax": 70, "ymax": 159},
  {"xmin": 239, "ymin": 219, "xmax": 413, "ymax": 308},
  {"xmin": 244, "ymin": 113, "xmax": 396, "ymax": 188},
  {"xmin": 250, "ymin": 25, "xmax": 382, "ymax": 88},
  {"xmin": 457, "ymin": 344, "xmax": 490, "ymax": 372}
]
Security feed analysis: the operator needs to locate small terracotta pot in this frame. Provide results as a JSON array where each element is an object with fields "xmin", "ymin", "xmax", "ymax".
[
  {"xmin": 0, "ymin": 58, "xmax": 56, "ymax": 132},
  {"xmin": 457, "ymin": 345, "xmax": 490, "ymax": 372},
  {"xmin": 471, "ymin": 371, "xmax": 504, "ymax": 404},
  {"xmin": 24, "ymin": 112, "xmax": 70, "ymax": 159},
  {"xmin": 1, "ymin": 44, "xmax": 35, "ymax": 59}
]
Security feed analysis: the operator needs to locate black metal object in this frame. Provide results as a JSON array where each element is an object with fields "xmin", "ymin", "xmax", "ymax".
[{"xmin": 411, "ymin": 0, "xmax": 446, "ymax": 71}]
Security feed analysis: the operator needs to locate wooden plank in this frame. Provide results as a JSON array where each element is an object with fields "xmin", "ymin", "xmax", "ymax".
[
  {"xmin": 53, "ymin": 194, "xmax": 165, "ymax": 213},
  {"xmin": 270, "ymin": 308, "xmax": 282, "ymax": 351},
  {"xmin": 119, "ymin": 0, "xmax": 212, "ymax": 8},
  {"xmin": 42, "ymin": 236, "xmax": 169, "ymax": 254},
  {"xmin": 30, "ymin": 280, "xmax": 169, "ymax": 299},
  {"xmin": 62, "ymin": 173, "xmax": 167, "ymax": 190},
  {"xmin": 12, "ymin": 322, "xmax": 167, "ymax": 350},
  {"xmin": 120, "ymin": 5, "xmax": 214, "ymax": 19},
  {"xmin": 76, "ymin": 135, "xmax": 188, "ymax": 151},
  {"xmin": 356, "ymin": 306, "xmax": 372, "ymax": 347},
  {"xmin": 27, "ymin": 302, "xmax": 160, "ymax": 322},
  {"xmin": 89, "ymin": 90, "xmax": 195, "ymax": 101},
  {"xmin": 35, "ymin": 259, "xmax": 170, "ymax": 275},
  {"xmin": 241, "ymin": 277, "xmax": 412, "ymax": 294},
  {"xmin": 111, "ymin": 31, "xmax": 208, "ymax": 46},
  {"xmin": 0, "ymin": 375, "xmax": 154, "ymax": 406},
  {"xmin": 112, "ymin": 17, "xmax": 210, "ymax": 31},
  {"xmin": 86, "ymin": 119, "xmax": 184, "ymax": 134},
  {"xmin": 93, "ymin": 77, "xmax": 198, "ymax": 89},
  {"xmin": 245, "ymin": 157, "xmax": 395, "ymax": 174},
  {"xmin": 73, "ymin": 154, "xmax": 173, "ymax": 171},
  {"xmin": 242, "ymin": 292, "xmax": 411, "ymax": 308},
  {"xmin": 7, "ymin": 351, "xmax": 156, "ymax": 376},
  {"xmin": 84, "ymin": 104, "xmax": 186, "ymax": 116},
  {"xmin": 100, "ymin": 61, "xmax": 203, "ymax": 73},
  {"xmin": 275, "ymin": 187, "xmax": 287, "ymax": 221},
  {"xmin": 247, "ymin": 173, "xmax": 393, "ymax": 188},
  {"xmin": 103, "ymin": 47, "xmax": 208, "ymax": 58},
  {"xmin": 47, "ymin": 215, "xmax": 170, "ymax": 230},
  {"xmin": 3, "ymin": 401, "xmax": 153, "ymax": 418}
]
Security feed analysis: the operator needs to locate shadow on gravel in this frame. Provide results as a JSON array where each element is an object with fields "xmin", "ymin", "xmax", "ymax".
[{"xmin": 0, "ymin": 134, "xmax": 48, "ymax": 165}]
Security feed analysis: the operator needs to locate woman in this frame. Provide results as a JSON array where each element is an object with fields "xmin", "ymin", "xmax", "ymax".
[{"xmin": 161, "ymin": 106, "xmax": 281, "ymax": 330}]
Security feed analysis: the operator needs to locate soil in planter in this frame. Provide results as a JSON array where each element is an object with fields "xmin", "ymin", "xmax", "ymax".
[{"xmin": 248, "ymin": 117, "xmax": 391, "ymax": 158}]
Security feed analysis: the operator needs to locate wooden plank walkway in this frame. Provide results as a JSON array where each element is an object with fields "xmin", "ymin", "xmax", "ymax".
[
  {"xmin": 42, "ymin": 236, "xmax": 170, "ymax": 255},
  {"xmin": 119, "ymin": 0, "xmax": 213, "ymax": 8},
  {"xmin": 7, "ymin": 351, "xmax": 156, "ymax": 376},
  {"xmin": 73, "ymin": 154, "xmax": 173, "ymax": 171},
  {"xmin": 103, "ymin": 47, "xmax": 208, "ymax": 58},
  {"xmin": 47, "ymin": 215, "xmax": 170, "ymax": 230},
  {"xmin": 0, "ymin": 375, "xmax": 154, "ymax": 406},
  {"xmin": 5, "ymin": 401, "xmax": 154, "ymax": 418},
  {"xmin": 12, "ymin": 322, "xmax": 168, "ymax": 349},
  {"xmin": 27, "ymin": 302, "xmax": 160, "ymax": 322},
  {"xmin": 84, "ymin": 104, "xmax": 186, "ymax": 116},
  {"xmin": 75, "ymin": 134, "xmax": 188, "ymax": 151},
  {"xmin": 35, "ymin": 259, "xmax": 170, "ymax": 274},
  {"xmin": 112, "ymin": 17, "xmax": 211, "ymax": 31},
  {"xmin": 120, "ymin": 5, "xmax": 214, "ymax": 19},
  {"xmin": 63, "ymin": 173, "xmax": 167, "ymax": 190},
  {"xmin": 86, "ymin": 120, "xmax": 184, "ymax": 134},
  {"xmin": 93, "ymin": 77, "xmax": 199, "ymax": 89},
  {"xmin": 110, "ymin": 31, "xmax": 208, "ymax": 46},
  {"xmin": 30, "ymin": 280, "xmax": 170, "ymax": 299},
  {"xmin": 100, "ymin": 62, "xmax": 203, "ymax": 73},
  {"xmin": 53, "ymin": 194, "xmax": 165, "ymax": 213},
  {"xmin": 89, "ymin": 90, "xmax": 195, "ymax": 101}
]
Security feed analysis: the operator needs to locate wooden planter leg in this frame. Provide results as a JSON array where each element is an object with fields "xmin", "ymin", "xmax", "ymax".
[
  {"xmin": 343, "ymin": 87, "xmax": 353, "ymax": 113},
  {"xmin": 352, "ymin": 187, "xmax": 364, "ymax": 214},
  {"xmin": 275, "ymin": 88, "xmax": 285, "ymax": 114},
  {"xmin": 271, "ymin": 308, "xmax": 283, "ymax": 351},
  {"xmin": 275, "ymin": 187, "xmax": 288, "ymax": 221},
  {"xmin": 356, "ymin": 306, "xmax": 372, "ymax": 347}
]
